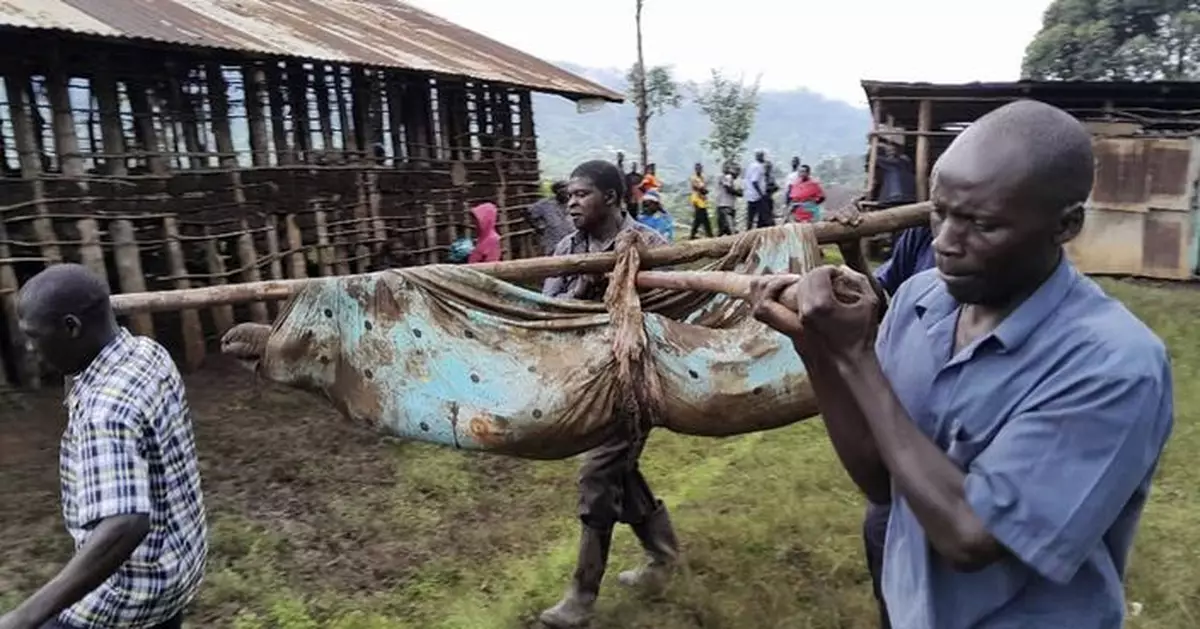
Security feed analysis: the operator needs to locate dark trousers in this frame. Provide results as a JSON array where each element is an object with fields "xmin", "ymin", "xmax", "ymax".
[
  {"xmin": 863, "ymin": 501, "xmax": 892, "ymax": 629},
  {"xmin": 690, "ymin": 205, "xmax": 713, "ymax": 239},
  {"xmin": 577, "ymin": 427, "xmax": 657, "ymax": 529},
  {"xmin": 43, "ymin": 612, "xmax": 183, "ymax": 629},
  {"xmin": 746, "ymin": 197, "xmax": 774, "ymax": 230},
  {"xmin": 716, "ymin": 206, "xmax": 735, "ymax": 236}
]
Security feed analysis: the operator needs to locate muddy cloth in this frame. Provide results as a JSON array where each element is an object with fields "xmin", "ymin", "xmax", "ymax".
[{"xmin": 249, "ymin": 222, "xmax": 823, "ymax": 460}]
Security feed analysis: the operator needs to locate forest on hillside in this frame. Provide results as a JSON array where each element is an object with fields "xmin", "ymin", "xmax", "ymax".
[{"xmin": 532, "ymin": 62, "xmax": 871, "ymax": 187}]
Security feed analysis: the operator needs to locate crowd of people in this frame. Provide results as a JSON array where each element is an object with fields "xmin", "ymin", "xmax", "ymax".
[
  {"xmin": 0, "ymin": 99, "xmax": 1175, "ymax": 629},
  {"xmin": 523, "ymin": 150, "xmax": 840, "ymax": 256}
]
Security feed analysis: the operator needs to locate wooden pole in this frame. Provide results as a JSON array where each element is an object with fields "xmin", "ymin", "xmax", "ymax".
[
  {"xmin": 109, "ymin": 202, "xmax": 931, "ymax": 315},
  {"xmin": 915, "ymin": 99, "xmax": 933, "ymax": 202},
  {"xmin": 243, "ymin": 66, "xmax": 271, "ymax": 166}
]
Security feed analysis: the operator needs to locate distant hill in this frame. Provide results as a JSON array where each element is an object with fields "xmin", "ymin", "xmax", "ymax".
[{"xmin": 532, "ymin": 62, "xmax": 872, "ymax": 187}]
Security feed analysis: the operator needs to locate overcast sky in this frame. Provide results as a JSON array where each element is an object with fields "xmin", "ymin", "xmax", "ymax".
[{"xmin": 408, "ymin": 0, "xmax": 1053, "ymax": 106}]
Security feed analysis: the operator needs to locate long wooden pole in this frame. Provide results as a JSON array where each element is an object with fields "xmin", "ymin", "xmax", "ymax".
[{"xmin": 109, "ymin": 201, "xmax": 932, "ymax": 315}]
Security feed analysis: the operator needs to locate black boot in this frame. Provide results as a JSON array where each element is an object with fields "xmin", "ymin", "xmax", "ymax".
[
  {"xmin": 617, "ymin": 501, "xmax": 680, "ymax": 594},
  {"xmin": 539, "ymin": 524, "xmax": 613, "ymax": 628}
]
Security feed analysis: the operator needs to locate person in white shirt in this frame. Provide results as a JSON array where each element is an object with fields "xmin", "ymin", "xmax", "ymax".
[{"xmin": 743, "ymin": 150, "xmax": 769, "ymax": 230}]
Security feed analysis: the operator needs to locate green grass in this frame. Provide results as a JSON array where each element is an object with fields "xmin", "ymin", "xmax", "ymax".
[{"xmin": 3, "ymin": 275, "xmax": 1196, "ymax": 628}]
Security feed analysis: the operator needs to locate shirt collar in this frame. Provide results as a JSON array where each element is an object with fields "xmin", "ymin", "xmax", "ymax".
[
  {"xmin": 70, "ymin": 327, "xmax": 135, "ymax": 391},
  {"xmin": 914, "ymin": 253, "xmax": 1078, "ymax": 353},
  {"xmin": 573, "ymin": 214, "xmax": 638, "ymax": 253}
]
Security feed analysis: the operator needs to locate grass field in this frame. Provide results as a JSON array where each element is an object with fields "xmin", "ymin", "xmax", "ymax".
[{"xmin": 1, "ymin": 273, "xmax": 1197, "ymax": 628}]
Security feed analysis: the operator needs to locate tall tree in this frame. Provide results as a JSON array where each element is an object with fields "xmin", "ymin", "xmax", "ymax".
[
  {"xmin": 628, "ymin": 0, "xmax": 682, "ymax": 167},
  {"xmin": 1023, "ymin": 0, "xmax": 1200, "ymax": 80},
  {"xmin": 694, "ymin": 70, "xmax": 760, "ymax": 170}
]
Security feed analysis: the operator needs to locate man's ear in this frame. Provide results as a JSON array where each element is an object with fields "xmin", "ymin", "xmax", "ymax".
[
  {"xmin": 1055, "ymin": 202, "xmax": 1085, "ymax": 245},
  {"xmin": 63, "ymin": 314, "xmax": 82, "ymax": 339}
]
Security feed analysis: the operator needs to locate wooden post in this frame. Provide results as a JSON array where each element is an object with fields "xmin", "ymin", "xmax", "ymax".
[
  {"xmin": 110, "ymin": 221, "xmax": 154, "ymax": 337},
  {"xmin": 0, "ymin": 217, "xmax": 28, "ymax": 386},
  {"xmin": 47, "ymin": 66, "xmax": 108, "ymax": 285},
  {"xmin": 263, "ymin": 215, "xmax": 284, "ymax": 281},
  {"xmin": 202, "ymin": 225, "xmax": 235, "ymax": 334},
  {"xmin": 314, "ymin": 210, "xmax": 339, "ymax": 276},
  {"xmin": 865, "ymin": 100, "xmax": 882, "ymax": 200},
  {"xmin": 166, "ymin": 66, "xmax": 206, "ymax": 170},
  {"xmin": 385, "ymin": 73, "xmax": 406, "ymax": 164},
  {"xmin": 126, "ymin": 80, "xmax": 168, "ymax": 174},
  {"xmin": 424, "ymin": 202, "xmax": 438, "ymax": 265},
  {"xmin": 287, "ymin": 63, "xmax": 311, "ymax": 162},
  {"xmin": 285, "ymin": 214, "xmax": 305, "ymax": 279},
  {"xmin": 162, "ymin": 217, "xmax": 205, "ymax": 370},
  {"xmin": 312, "ymin": 66, "xmax": 335, "ymax": 150},
  {"xmin": 265, "ymin": 64, "xmax": 292, "ymax": 165},
  {"xmin": 208, "ymin": 63, "xmax": 268, "ymax": 323},
  {"xmin": 243, "ymin": 66, "xmax": 271, "ymax": 166},
  {"xmin": 6, "ymin": 73, "xmax": 61, "ymax": 278},
  {"xmin": 403, "ymin": 77, "xmax": 432, "ymax": 163},
  {"xmin": 915, "ymin": 99, "xmax": 932, "ymax": 202},
  {"xmin": 335, "ymin": 67, "xmax": 357, "ymax": 158}
]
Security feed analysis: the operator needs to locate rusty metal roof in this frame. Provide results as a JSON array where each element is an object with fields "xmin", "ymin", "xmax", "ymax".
[{"xmin": 0, "ymin": 0, "xmax": 624, "ymax": 102}]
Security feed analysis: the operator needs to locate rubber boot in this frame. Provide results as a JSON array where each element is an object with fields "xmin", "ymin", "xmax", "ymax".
[
  {"xmin": 539, "ymin": 524, "xmax": 613, "ymax": 628},
  {"xmin": 617, "ymin": 501, "xmax": 680, "ymax": 594}
]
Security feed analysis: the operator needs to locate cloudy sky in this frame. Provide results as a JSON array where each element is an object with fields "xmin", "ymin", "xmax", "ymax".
[{"xmin": 409, "ymin": 0, "xmax": 1054, "ymax": 106}]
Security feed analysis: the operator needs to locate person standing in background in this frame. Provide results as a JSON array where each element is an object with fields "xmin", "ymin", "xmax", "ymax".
[
  {"xmin": 638, "ymin": 190, "xmax": 675, "ymax": 242},
  {"xmin": 715, "ymin": 164, "xmax": 742, "ymax": 236},
  {"xmin": 785, "ymin": 156, "xmax": 801, "ymax": 194},
  {"xmin": 689, "ymin": 162, "xmax": 713, "ymax": 239},
  {"xmin": 625, "ymin": 161, "xmax": 644, "ymax": 217},
  {"xmin": 526, "ymin": 181, "xmax": 573, "ymax": 256},
  {"xmin": 743, "ymin": 150, "xmax": 769, "ymax": 230}
]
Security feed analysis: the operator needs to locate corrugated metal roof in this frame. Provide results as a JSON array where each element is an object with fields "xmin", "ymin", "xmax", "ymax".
[{"xmin": 0, "ymin": 0, "xmax": 624, "ymax": 102}]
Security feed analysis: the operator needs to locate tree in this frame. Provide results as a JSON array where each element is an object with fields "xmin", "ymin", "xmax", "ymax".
[
  {"xmin": 694, "ymin": 70, "xmax": 761, "ymax": 171},
  {"xmin": 1022, "ymin": 0, "xmax": 1200, "ymax": 80},
  {"xmin": 628, "ymin": 0, "xmax": 682, "ymax": 168}
]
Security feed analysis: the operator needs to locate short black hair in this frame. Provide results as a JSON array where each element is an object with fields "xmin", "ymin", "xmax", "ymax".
[
  {"xmin": 18, "ymin": 263, "xmax": 111, "ymax": 326},
  {"xmin": 570, "ymin": 160, "xmax": 625, "ymax": 206}
]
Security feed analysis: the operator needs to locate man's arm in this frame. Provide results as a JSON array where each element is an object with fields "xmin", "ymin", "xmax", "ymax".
[
  {"xmin": 4, "ymin": 405, "xmax": 154, "ymax": 627},
  {"xmin": 3, "ymin": 515, "xmax": 150, "ymax": 627}
]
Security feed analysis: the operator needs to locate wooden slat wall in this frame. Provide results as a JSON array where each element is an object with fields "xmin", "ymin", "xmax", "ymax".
[{"xmin": 0, "ymin": 33, "xmax": 545, "ymax": 387}]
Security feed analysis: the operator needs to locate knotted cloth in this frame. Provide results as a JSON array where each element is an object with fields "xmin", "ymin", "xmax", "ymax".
[{"xmin": 227, "ymin": 223, "xmax": 824, "ymax": 460}]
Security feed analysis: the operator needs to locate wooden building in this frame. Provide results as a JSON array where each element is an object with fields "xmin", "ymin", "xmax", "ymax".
[
  {"xmin": 0, "ymin": 0, "xmax": 622, "ymax": 388},
  {"xmin": 861, "ymin": 80, "xmax": 1200, "ymax": 282}
]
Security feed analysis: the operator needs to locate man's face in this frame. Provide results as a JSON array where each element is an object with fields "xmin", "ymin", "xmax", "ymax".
[
  {"xmin": 929, "ymin": 159, "xmax": 1074, "ymax": 306},
  {"xmin": 694, "ymin": 163, "xmax": 702, "ymax": 175},
  {"xmin": 792, "ymin": 157, "xmax": 800, "ymax": 170},
  {"xmin": 800, "ymin": 166, "xmax": 811, "ymax": 180},
  {"xmin": 17, "ymin": 308, "xmax": 80, "ymax": 374},
  {"xmin": 566, "ymin": 177, "xmax": 614, "ymax": 232}
]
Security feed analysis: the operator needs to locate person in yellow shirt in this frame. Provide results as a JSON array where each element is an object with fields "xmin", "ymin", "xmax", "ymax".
[{"xmin": 688, "ymin": 162, "xmax": 712, "ymax": 239}]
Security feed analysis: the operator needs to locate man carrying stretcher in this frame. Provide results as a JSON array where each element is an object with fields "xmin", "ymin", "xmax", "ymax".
[
  {"xmin": 752, "ymin": 100, "xmax": 1174, "ymax": 628},
  {"xmin": 539, "ymin": 160, "xmax": 679, "ymax": 628}
]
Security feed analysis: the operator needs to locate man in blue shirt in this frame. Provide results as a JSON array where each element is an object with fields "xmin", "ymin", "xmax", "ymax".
[{"xmin": 754, "ymin": 99, "xmax": 1174, "ymax": 628}]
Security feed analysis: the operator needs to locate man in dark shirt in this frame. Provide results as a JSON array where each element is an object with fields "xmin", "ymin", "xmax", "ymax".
[
  {"xmin": 526, "ymin": 181, "xmax": 573, "ymax": 256},
  {"xmin": 540, "ymin": 160, "xmax": 678, "ymax": 628}
]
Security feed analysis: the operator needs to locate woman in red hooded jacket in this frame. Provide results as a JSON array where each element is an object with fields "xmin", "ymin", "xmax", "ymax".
[{"xmin": 467, "ymin": 202, "xmax": 502, "ymax": 263}]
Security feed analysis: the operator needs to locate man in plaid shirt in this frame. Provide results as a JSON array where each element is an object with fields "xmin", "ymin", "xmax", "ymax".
[{"xmin": 1, "ymin": 264, "xmax": 207, "ymax": 629}]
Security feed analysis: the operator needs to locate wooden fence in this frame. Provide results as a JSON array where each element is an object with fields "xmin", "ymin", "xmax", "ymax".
[{"xmin": 0, "ymin": 35, "xmax": 544, "ymax": 387}]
